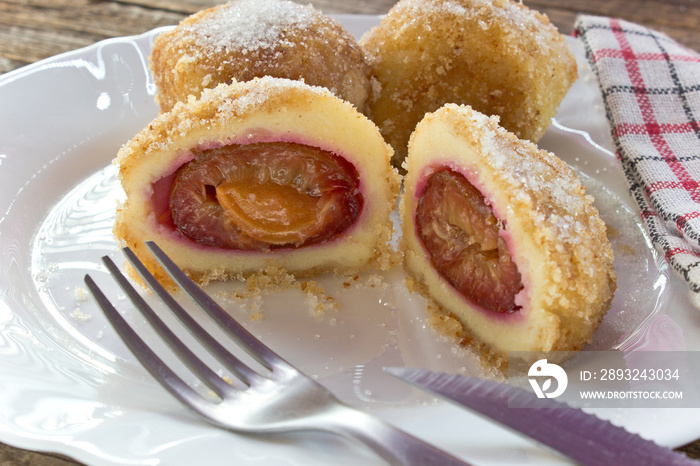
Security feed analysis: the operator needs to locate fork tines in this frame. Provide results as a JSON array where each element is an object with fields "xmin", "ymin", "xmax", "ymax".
[{"xmin": 84, "ymin": 241, "xmax": 288, "ymax": 405}]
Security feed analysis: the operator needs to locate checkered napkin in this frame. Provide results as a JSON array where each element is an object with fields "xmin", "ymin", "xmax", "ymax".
[{"xmin": 573, "ymin": 15, "xmax": 700, "ymax": 307}]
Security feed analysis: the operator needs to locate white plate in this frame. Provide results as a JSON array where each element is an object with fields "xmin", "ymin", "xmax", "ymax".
[{"xmin": 0, "ymin": 14, "xmax": 699, "ymax": 466}]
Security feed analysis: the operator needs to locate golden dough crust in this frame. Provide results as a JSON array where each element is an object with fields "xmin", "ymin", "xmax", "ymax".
[
  {"xmin": 360, "ymin": 0, "xmax": 577, "ymax": 168},
  {"xmin": 151, "ymin": 0, "xmax": 371, "ymax": 113},
  {"xmin": 114, "ymin": 77, "xmax": 400, "ymax": 286},
  {"xmin": 401, "ymin": 104, "xmax": 616, "ymax": 364}
]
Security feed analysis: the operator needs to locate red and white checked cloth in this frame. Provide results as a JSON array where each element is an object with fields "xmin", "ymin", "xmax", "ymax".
[{"xmin": 573, "ymin": 15, "xmax": 700, "ymax": 306}]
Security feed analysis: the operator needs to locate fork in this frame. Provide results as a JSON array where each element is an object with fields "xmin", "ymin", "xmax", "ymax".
[{"xmin": 84, "ymin": 241, "xmax": 469, "ymax": 465}]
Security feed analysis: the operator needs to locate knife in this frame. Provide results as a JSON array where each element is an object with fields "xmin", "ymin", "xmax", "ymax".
[{"xmin": 385, "ymin": 367, "xmax": 696, "ymax": 465}]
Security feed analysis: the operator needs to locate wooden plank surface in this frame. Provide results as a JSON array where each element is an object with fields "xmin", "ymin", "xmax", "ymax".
[
  {"xmin": 1, "ymin": 0, "xmax": 699, "ymax": 74},
  {"xmin": 1, "ymin": 0, "xmax": 699, "ymax": 464}
]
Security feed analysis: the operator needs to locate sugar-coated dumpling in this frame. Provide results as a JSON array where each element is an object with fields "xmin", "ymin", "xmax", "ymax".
[
  {"xmin": 360, "ymin": 0, "xmax": 577, "ymax": 168},
  {"xmin": 114, "ymin": 77, "xmax": 400, "ymax": 285},
  {"xmin": 401, "ymin": 104, "xmax": 615, "ymax": 366},
  {"xmin": 151, "ymin": 0, "xmax": 371, "ymax": 114}
]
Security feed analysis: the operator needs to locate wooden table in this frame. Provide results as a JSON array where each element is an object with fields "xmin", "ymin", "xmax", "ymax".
[{"xmin": 1, "ymin": 0, "xmax": 699, "ymax": 464}]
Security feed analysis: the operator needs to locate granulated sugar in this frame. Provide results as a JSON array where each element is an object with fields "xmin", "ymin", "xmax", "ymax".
[{"xmin": 187, "ymin": 0, "xmax": 316, "ymax": 54}]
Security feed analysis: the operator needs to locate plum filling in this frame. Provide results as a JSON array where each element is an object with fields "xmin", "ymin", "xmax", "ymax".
[
  {"xmin": 416, "ymin": 169, "xmax": 523, "ymax": 313},
  {"xmin": 169, "ymin": 142, "xmax": 362, "ymax": 250}
]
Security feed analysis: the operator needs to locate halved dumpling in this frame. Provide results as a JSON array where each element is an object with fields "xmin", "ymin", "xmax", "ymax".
[
  {"xmin": 115, "ymin": 77, "xmax": 400, "ymax": 285},
  {"xmin": 401, "ymin": 104, "xmax": 615, "ymax": 365}
]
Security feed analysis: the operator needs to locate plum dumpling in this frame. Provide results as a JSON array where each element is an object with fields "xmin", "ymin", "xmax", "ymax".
[
  {"xmin": 401, "ymin": 103, "xmax": 615, "ymax": 366},
  {"xmin": 114, "ymin": 77, "xmax": 400, "ymax": 285}
]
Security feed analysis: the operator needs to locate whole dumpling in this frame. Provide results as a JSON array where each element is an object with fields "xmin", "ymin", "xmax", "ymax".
[
  {"xmin": 360, "ymin": 0, "xmax": 578, "ymax": 168},
  {"xmin": 150, "ymin": 0, "xmax": 372, "ymax": 114}
]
